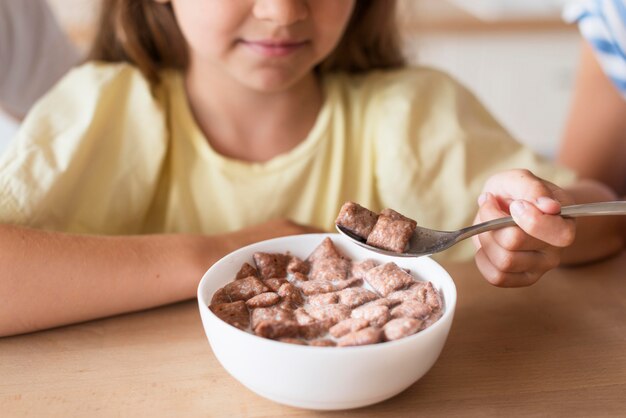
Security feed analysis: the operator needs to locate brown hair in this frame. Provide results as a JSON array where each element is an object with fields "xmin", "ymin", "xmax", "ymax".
[{"xmin": 89, "ymin": 0, "xmax": 405, "ymax": 84}]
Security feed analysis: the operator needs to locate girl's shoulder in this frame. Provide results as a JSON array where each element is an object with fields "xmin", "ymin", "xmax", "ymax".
[
  {"xmin": 325, "ymin": 66, "xmax": 469, "ymax": 109},
  {"xmin": 21, "ymin": 61, "xmax": 172, "ymax": 138},
  {"xmin": 59, "ymin": 61, "xmax": 152, "ymax": 90},
  {"xmin": 328, "ymin": 66, "xmax": 460, "ymax": 91}
]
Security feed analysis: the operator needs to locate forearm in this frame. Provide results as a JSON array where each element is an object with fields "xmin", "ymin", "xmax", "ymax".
[
  {"xmin": 0, "ymin": 220, "xmax": 320, "ymax": 337},
  {"xmin": 0, "ymin": 225, "xmax": 218, "ymax": 336},
  {"xmin": 559, "ymin": 42, "xmax": 626, "ymax": 195},
  {"xmin": 560, "ymin": 180, "xmax": 625, "ymax": 265}
]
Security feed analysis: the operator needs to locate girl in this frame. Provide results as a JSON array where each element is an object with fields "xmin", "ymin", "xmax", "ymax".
[{"xmin": 0, "ymin": 0, "xmax": 622, "ymax": 337}]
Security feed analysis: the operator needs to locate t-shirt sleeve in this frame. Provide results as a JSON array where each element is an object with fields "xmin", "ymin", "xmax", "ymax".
[
  {"xmin": 367, "ymin": 68, "xmax": 576, "ymax": 261},
  {"xmin": 0, "ymin": 62, "xmax": 168, "ymax": 234},
  {"xmin": 564, "ymin": 0, "xmax": 626, "ymax": 99}
]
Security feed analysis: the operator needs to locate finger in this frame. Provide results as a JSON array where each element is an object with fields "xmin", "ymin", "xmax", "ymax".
[
  {"xmin": 475, "ymin": 248, "xmax": 544, "ymax": 287},
  {"xmin": 477, "ymin": 193, "xmax": 547, "ymax": 252},
  {"xmin": 483, "ymin": 169, "xmax": 570, "ymax": 211},
  {"xmin": 477, "ymin": 240, "xmax": 561, "ymax": 274},
  {"xmin": 509, "ymin": 200, "xmax": 576, "ymax": 248}
]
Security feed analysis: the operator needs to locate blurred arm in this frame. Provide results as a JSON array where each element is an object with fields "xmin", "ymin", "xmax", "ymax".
[{"xmin": 559, "ymin": 41, "xmax": 626, "ymax": 196}]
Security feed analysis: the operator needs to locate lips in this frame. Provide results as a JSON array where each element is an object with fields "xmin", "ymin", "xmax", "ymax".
[{"xmin": 240, "ymin": 39, "xmax": 309, "ymax": 57}]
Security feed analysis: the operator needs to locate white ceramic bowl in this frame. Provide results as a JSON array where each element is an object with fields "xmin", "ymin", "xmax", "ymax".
[{"xmin": 197, "ymin": 233, "xmax": 456, "ymax": 410}]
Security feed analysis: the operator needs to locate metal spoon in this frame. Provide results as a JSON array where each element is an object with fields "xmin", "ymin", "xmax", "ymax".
[{"xmin": 336, "ymin": 201, "xmax": 626, "ymax": 258}]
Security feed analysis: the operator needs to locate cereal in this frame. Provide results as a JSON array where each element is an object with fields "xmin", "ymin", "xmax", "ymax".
[
  {"xmin": 383, "ymin": 318, "xmax": 422, "ymax": 341},
  {"xmin": 335, "ymin": 202, "xmax": 379, "ymax": 239},
  {"xmin": 209, "ymin": 288, "xmax": 231, "ymax": 307},
  {"xmin": 223, "ymin": 276, "xmax": 269, "ymax": 302},
  {"xmin": 298, "ymin": 277, "xmax": 362, "ymax": 296},
  {"xmin": 351, "ymin": 304, "xmax": 391, "ymax": 328},
  {"xmin": 364, "ymin": 262, "xmax": 414, "ymax": 297},
  {"xmin": 245, "ymin": 292, "xmax": 281, "ymax": 309},
  {"xmin": 309, "ymin": 257, "xmax": 351, "ymax": 281},
  {"xmin": 358, "ymin": 298, "xmax": 400, "ymax": 309},
  {"xmin": 335, "ymin": 204, "xmax": 419, "ymax": 255},
  {"xmin": 336, "ymin": 287, "xmax": 379, "ymax": 309},
  {"xmin": 255, "ymin": 320, "xmax": 300, "ymax": 339},
  {"xmin": 309, "ymin": 292, "xmax": 339, "ymax": 306},
  {"xmin": 307, "ymin": 237, "xmax": 344, "ymax": 262},
  {"xmin": 209, "ymin": 237, "xmax": 444, "ymax": 347},
  {"xmin": 251, "ymin": 306, "xmax": 295, "ymax": 330},
  {"xmin": 391, "ymin": 300, "xmax": 432, "ymax": 320},
  {"xmin": 366, "ymin": 213, "xmax": 416, "ymax": 253},
  {"xmin": 300, "ymin": 322, "xmax": 331, "ymax": 339},
  {"xmin": 422, "ymin": 282, "xmax": 443, "ymax": 311},
  {"xmin": 253, "ymin": 252, "xmax": 291, "ymax": 279},
  {"xmin": 309, "ymin": 339, "xmax": 336, "ymax": 347},
  {"xmin": 329, "ymin": 318, "xmax": 370, "ymax": 338},
  {"xmin": 337, "ymin": 327, "xmax": 384, "ymax": 347},
  {"xmin": 291, "ymin": 272, "xmax": 309, "ymax": 282},
  {"xmin": 287, "ymin": 256, "xmax": 310, "ymax": 275},
  {"xmin": 278, "ymin": 338, "xmax": 308, "ymax": 346},
  {"xmin": 263, "ymin": 278, "xmax": 288, "ymax": 292},
  {"xmin": 277, "ymin": 283, "xmax": 305, "ymax": 308},
  {"xmin": 235, "ymin": 262, "xmax": 259, "ymax": 280},
  {"xmin": 387, "ymin": 282, "xmax": 428, "ymax": 304},
  {"xmin": 350, "ymin": 259, "xmax": 379, "ymax": 280},
  {"xmin": 252, "ymin": 306, "xmax": 300, "ymax": 339},
  {"xmin": 381, "ymin": 208, "xmax": 418, "ymax": 228},
  {"xmin": 210, "ymin": 301, "xmax": 250, "ymax": 330},
  {"xmin": 306, "ymin": 304, "xmax": 351, "ymax": 326}
]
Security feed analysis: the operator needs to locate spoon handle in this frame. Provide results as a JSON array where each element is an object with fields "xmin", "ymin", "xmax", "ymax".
[
  {"xmin": 458, "ymin": 201, "xmax": 626, "ymax": 241},
  {"xmin": 560, "ymin": 201, "xmax": 626, "ymax": 217}
]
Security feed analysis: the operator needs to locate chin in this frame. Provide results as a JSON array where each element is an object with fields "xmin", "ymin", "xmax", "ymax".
[{"xmin": 239, "ymin": 69, "xmax": 313, "ymax": 93}]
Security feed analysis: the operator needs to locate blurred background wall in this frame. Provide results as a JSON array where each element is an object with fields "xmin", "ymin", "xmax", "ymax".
[{"xmin": 2, "ymin": 0, "xmax": 583, "ymax": 159}]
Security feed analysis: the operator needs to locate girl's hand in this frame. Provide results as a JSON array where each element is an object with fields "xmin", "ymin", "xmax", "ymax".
[{"xmin": 472, "ymin": 169, "xmax": 576, "ymax": 287}]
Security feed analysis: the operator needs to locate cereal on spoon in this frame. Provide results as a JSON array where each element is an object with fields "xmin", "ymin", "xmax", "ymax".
[{"xmin": 336, "ymin": 202, "xmax": 417, "ymax": 254}]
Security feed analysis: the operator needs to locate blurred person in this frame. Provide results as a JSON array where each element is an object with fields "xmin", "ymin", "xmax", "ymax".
[
  {"xmin": 561, "ymin": 0, "xmax": 626, "ymax": 197},
  {"xmin": 0, "ymin": 0, "xmax": 80, "ymax": 120}
]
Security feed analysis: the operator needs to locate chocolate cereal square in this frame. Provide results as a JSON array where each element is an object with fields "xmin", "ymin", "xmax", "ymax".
[
  {"xmin": 287, "ymin": 256, "xmax": 310, "ymax": 275},
  {"xmin": 210, "ymin": 301, "xmax": 250, "ymax": 330},
  {"xmin": 305, "ymin": 304, "xmax": 351, "ymax": 326},
  {"xmin": 337, "ymin": 327, "xmax": 384, "ymax": 347},
  {"xmin": 223, "ymin": 276, "xmax": 269, "ymax": 302},
  {"xmin": 235, "ymin": 262, "xmax": 259, "ymax": 280},
  {"xmin": 307, "ymin": 238, "xmax": 351, "ymax": 281},
  {"xmin": 307, "ymin": 237, "xmax": 347, "ymax": 263},
  {"xmin": 366, "ymin": 213, "xmax": 416, "ymax": 254},
  {"xmin": 245, "ymin": 292, "xmax": 281, "ymax": 309},
  {"xmin": 364, "ymin": 262, "xmax": 414, "ymax": 297},
  {"xmin": 335, "ymin": 202, "xmax": 379, "ymax": 239},
  {"xmin": 380, "ymin": 208, "xmax": 417, "ymax": 228},
  {"xmin": 350, "ymin": 259, "xmax": 378, "ymax": 280},
  {"xmin": 251, "ymin": 306, "xmax": 296, "ymax": 330},
  {"xmin": 309, "ymin": 257, "xmax": 351, "ymax": 281},
  {"xmin": 253, "ymin": 252, "xmax": 291, "ymax": 279},
  {"xmin": 383, "ymin": 317, "xmax": 422, "ymax": 341},
  {"xmin": 336, "ymin": 287, "xmax": 379, "ymax": 309}
]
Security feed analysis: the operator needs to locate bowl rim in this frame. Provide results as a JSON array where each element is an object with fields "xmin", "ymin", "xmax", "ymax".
[{"xmin": 197, "ymin": 233, "xmax": 457, "ymax": 352}]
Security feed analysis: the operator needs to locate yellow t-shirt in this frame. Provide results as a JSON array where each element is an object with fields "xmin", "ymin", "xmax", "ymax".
[{"xmin": 0, "ymin": 62, "xmax": 575, "ymax": 261}]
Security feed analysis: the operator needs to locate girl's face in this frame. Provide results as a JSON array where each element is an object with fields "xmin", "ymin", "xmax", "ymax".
[{"xmin": 165, "ymin": 0, "xmax": 356, "ymax": 92}]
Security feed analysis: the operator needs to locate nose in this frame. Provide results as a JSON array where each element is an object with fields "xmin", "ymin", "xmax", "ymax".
[{"xmin": 253, "ymin": 0, "xmax": 309, "ymax": 26}]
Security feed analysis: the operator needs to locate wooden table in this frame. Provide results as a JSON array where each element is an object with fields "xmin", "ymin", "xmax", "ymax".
[{"xmin": 2, "ymin": 253, "xmax": 625, "ymax": 417}]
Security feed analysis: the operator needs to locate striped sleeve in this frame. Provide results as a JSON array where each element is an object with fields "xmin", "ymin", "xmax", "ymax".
[{"xmin": 564, "ymin": 0, "xmax": 626, "ymax": 98}]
